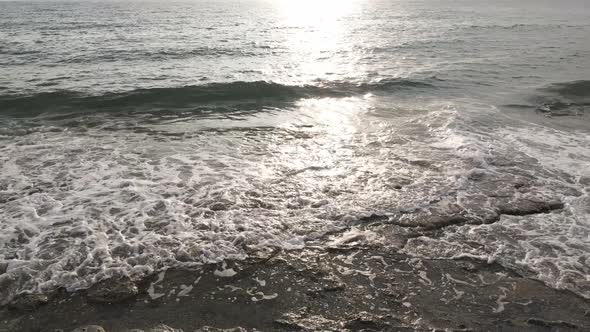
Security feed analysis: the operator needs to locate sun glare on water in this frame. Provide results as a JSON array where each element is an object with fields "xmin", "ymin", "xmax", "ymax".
[
  {"xmin": 276, "ymin": 0, "xmax": 359, "ymax": 24},
  {"xmin": 273, "ymin": 0, "xmax": 363, "ymax": 83},
  {"xmin": 271, "ymin": 0, "xmax": 367, "ymax": 149}
]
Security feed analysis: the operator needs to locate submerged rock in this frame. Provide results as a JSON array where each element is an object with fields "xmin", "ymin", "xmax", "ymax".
[
  {"xmin": 195, "ymin": 327, "xmax": 249, "ymax": 332},
  {"xmin": 273, "ymin": 312, "xmax": 339, "ymax": 331},
  {"xmin": 86, "ymin": 277, "xmax": 138, "ymax": 303},
  {"xmin": 8, "ymin": 293, "xmax": 49, "ymax": 311},
  {"xmin": 1, "ymin": 246, "xmax": 589, "ymax": 332},
  {"xmin": 343, "ymin": 312, "xmax": 392, "ymax": 330},
  {"xmin": 208, "ymin": 201, "xmax": 233, "ymax": 211},
  {"xmin": 526, "ymin": 318, "xmax": 578, "ymax": 329},
  {"xmin": 145, "ymin": 325, "xmax": 182, "ymax": 332},
  {"xmin": 496, "ymin": 198, "xmax": 564, "ymax": 216},
  {"xmin": 71, "ymin": 326, "xmax": 106, "ymax": 332}
]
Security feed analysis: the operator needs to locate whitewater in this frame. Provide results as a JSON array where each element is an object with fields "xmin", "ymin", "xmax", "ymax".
[{"xmin": 0, "ymin": 0, "xmax": 589, "ymax": 306}]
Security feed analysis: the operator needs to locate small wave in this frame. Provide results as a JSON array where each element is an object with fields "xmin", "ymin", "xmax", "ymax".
[
  {"xmin": 0, "ymin": 49, "xmax": 41, "ymax": 56},
  {"xmin": 357, "ymin": 78, "xmax": 437, "ymax": 90},
  {"xmin": 541, "ymin": 80, "xmax": 590, "ymax": 99},
  {"xmin": 56, "ymin": 47, "xmax": 265, "ymax": 64},
  {"xmin": 534, "ymin": 81, "xmax": 590, "ymax": 117},
  {"xmin": 0, "ymin": 82, "xmax": 336, "ymax": 117},
  {"xmin": 504, "ymin": 80, "xmax": 590, "ymax": 118},
  {"xmin": 0, "ymin": 79, "xmax": 437, "ymax": 117},
  {"xmin": 460, "ymin": 23, "xmax": 584, "ymax": 31}
]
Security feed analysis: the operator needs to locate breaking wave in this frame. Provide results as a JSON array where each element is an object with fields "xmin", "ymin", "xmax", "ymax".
[{"xmin": 0, "ymin": 79, "xmax": 437, "ymax": 117}]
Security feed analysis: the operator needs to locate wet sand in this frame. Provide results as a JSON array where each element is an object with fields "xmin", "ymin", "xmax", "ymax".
[{"xmin": 2, "ymin": 225, "xmax": 589, "ymax": 332}]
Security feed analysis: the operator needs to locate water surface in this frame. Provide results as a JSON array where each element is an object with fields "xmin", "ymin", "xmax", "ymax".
[{"xmin": 0, "ymin": 0, "xmax": 589, "ymax": 303}]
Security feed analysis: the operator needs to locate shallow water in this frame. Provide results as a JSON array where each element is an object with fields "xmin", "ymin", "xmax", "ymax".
[{"xmin": 0, "ymin": 0, "xmax": 589, "ymax": 303}]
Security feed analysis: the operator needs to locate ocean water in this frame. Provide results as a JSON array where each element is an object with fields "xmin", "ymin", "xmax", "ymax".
[{"xmin": 0, "ymin": 0, "xmax": 589, "ymax": 304}]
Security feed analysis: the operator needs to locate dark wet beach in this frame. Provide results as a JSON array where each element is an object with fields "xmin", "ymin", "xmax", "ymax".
[{"xmin": 2, "ymin": 240, "xmax": 589, "ymax": 331}]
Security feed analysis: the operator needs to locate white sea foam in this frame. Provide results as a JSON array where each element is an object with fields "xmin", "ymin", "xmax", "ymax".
[
  {"xmin": 402, "ymin": 108, "xmax": 590, "ymax": 298},
  {"xmin": 500, "ymin": 125, "xmax": 590, "ymax": 179},
  {"xmin": 0, "ymin": 97, "xmax": 472, "ymax": 303},
  {"xmin": 0, "ymin": 96, "xmax": 588, "ymax": 302}
]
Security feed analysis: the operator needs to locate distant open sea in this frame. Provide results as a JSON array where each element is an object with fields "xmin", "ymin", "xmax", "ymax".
[{"xmin": 0, "ymin": 0, "xmax": 589, "ymax": 304}]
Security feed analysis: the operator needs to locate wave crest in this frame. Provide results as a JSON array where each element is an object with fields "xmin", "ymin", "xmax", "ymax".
[
  {"xmin": 0, "ymin": 79, "xmax": 437, "ymax": 117},
  {"xmin": 525, "ymin": 80, "xmax": 590, "ymax": 117}
]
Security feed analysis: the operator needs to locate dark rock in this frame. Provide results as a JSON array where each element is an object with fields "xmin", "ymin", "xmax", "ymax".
[
  {"xmin": 0, "ymin": 262, "xmax": 7, "ymax": 274},
  {"xmin": 194, "ymin": 327, "xmax": 248, "ymax": 332},
  {"xmin": 344, "ymin": 312, "xmax": 391, "ymax": 330},
  {"xmin": 248, "ymin": 198, "xmax": 276, "ymax": 209},
  {"xmin": 405, "ymin": 159, "xmax": 432, "ymax": 168},
  {"xmin": 310, "ymin": 199, "xmax": 328, "ymax": 208},
  {"xmin": 322, "ymin": 282, "xmax": 345, "ymax": 292},
  {"xmin": 71, "ymin": 326, "xmax": 106, "ymax": 332},
  {"xmin": 453, "ymin": 324, "xmax": 474, "ymax": 332},
  {"xmin": 420, "ymin": 214, "xmax": 468, "ymax": 230},
  {"xmin": 313, "ymin": 271, "xmax": 346, "ymax": 292},
  {"xmin": 273, "ymin": 312, "xmax": 337, "ymax": 331},
  {"xmin": 513, "ymin": 182, "xmax": 527, "ymax": 189},
  {"xmin": 86, "ymin": 277, "xmax": 138, "ymax": 303},
  {"xmin": 456, "ymin": 261, "xmax": 477, "ymax": 272},
  {"xmin": 359, "ymin": 213, "xmax": 389, "ymax": 224},
  {"xmin": 391, "ymin": 201, "xmax": 470, "ymax": 229},
  {"xmin": 526, "ymin": 318, "xmax": 578, "ymax": 329},
  {"xmin": 209, "ymin": 202, "xmax": 230, "ymax": 211},
  {"xmin": 273, "ymin": 319, "xmax": 304, "ymax": 330},
  {"xmin": 497, "ymin": 199, "xmax": 563, "ymax": 216},
  {"xmin": 112, "ymin": 243, "xmax": 135, "ymax": 258},
  {"xmin": 467, "ymin": 170, "xmax": 486, "ymax": 181},
  {"xmin": 8, "ymin": 293, "xmax": 49, "ymax": 311},
  {"xmin": 146, "ymin": 324, "xmax": 182, "ymax": 332}
]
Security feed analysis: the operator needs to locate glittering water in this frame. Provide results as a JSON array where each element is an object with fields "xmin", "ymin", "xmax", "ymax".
[{"xmin": 0, "ymin": 0, "xmax": 589, "ymax": 303}]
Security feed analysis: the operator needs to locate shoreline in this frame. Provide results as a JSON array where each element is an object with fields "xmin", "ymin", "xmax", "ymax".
[{"xmin": 2, "ymin": 230, "xmax": 589, "ymax": 332}]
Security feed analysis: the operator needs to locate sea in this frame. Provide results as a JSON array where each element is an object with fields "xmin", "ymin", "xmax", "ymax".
[{"xmin": 0, "ymin": 0, "xmax": 589, "ymax": 305}]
